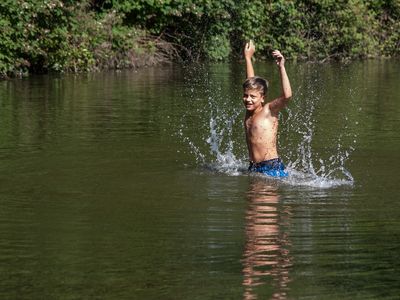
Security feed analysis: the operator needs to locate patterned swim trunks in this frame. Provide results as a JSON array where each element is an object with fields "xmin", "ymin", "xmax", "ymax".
[{"xmin": 248, "ymin": 158, "xmax": 289, "ymax": 177}]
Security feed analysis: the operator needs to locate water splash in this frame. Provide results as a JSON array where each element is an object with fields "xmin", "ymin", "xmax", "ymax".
[
  {"xmin": 178, "ymin": 64, "xmax": 357, "ymax": 188},
  {"xmin": 280, "ymin": 68, "xmax": 358, "ymax": 187},
  {"xmin": 204, "ymin": 113, "xmax": 247, "ymax": 175},
  {"xmin": 177, "ymin": 65, "xmax": 247, "ymax": 175}
]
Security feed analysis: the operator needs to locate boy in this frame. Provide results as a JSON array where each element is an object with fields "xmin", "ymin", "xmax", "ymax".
[{"xmin": 243, "ymin": 40, "xmax": 292, "ymax": 177}]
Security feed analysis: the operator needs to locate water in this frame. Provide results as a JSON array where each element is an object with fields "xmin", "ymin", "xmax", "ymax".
[{"xmin": 0, "ymin": 60, "xmax": 399, "ymax": 299}]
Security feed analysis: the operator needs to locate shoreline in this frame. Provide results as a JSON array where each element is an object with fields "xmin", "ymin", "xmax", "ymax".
[{"xmin": 2, "ymin": 55, "xmax": 399, "ymax": 80}]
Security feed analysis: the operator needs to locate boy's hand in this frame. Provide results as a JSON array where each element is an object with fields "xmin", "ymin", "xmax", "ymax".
[
  {"xmin": 272, "ymin": 50, "xmax": 285, "ymax": 67},
  {"xmin": 244, "ymin": 40, "xmax": 255, "ymax": 59}
]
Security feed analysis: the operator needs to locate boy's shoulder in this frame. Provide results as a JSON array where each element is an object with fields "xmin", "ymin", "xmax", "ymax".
[{"xmin": 262, "ymin": 102, "xmax": 280, "ymax": 118}]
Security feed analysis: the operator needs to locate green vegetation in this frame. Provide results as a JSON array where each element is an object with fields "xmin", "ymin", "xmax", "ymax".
[
  {"xmin": 1, "ymin": 0, "xmax": 399, "ymax": 77},
  {"xmin": 0, "ymin": 0, "xmax": 177, "ymax": 77}
]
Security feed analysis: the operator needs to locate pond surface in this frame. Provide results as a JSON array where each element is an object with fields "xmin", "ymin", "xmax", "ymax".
[{"xmin": 0, "ymin": 60, "xmax": 399, "ymax": 299}]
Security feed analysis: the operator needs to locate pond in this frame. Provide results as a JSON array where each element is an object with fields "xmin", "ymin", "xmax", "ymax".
[{"xmin": 0, "ymin": 60, "xmax": 399, "ymax": 299}]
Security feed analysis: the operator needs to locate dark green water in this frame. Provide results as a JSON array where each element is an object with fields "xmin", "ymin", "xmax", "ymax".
[{"xmin": 0, "ymin": 60, "xmax": 399, "ymax": 299}]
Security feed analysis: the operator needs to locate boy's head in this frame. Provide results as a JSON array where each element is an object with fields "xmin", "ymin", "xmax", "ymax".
[
  {"xmin": 243, "ymin": 76, "xmax": 269, "ymax": 97},
  {"xmin": 242, "ymin": 77, "xmax": 269, "ymax": 111}
]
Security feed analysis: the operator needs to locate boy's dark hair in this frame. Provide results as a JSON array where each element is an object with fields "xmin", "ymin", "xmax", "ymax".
[{"xmin": 243, "ymin": 76, "xmax": 269, "ymax": 96}]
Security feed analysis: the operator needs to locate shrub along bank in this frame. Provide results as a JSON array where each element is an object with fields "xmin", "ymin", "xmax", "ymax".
[
  {"xmin": 1, "ymin": 0, "xmax": 399, "ymax": 77},
  {"xmin": 0, "ymin": 0, "xmax": 177, "ymax": 77}
]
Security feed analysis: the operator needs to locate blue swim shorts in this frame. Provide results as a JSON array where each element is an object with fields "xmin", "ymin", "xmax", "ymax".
[{"xmin": 248, "ymin": 158, "xmax": 289, "ymax": 177}]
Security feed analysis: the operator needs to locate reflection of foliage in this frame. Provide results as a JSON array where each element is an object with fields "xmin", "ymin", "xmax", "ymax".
[{"xmin": 1, "ymin": 0, "xmax": 399, "ymax": 77}]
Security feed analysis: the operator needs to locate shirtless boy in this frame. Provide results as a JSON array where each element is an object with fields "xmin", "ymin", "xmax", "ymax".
[{"xmin": 243, "ymin": 40, "xmax": 292, "ymax": 177}]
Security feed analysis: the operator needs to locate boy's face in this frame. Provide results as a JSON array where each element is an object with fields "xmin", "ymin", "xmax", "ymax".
[{"xmin": 243, "ymin": 89, "xmax": 264, "ymax": 112}]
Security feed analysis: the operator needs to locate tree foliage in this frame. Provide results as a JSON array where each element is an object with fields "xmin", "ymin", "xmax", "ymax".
[
  {"xmin": 1, "ymin": 0, "xmax": 399, "ymax": 77},
  {"xmin": 0, "ymin": 0, "xmax": 176, "ymax": 77}
]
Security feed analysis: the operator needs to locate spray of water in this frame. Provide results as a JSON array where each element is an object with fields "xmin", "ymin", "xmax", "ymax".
[
  {"xmin": 178, "ymin": 64, "xmax": 356, "ymax": 188},
  {"xmin": 280, "ymin": 71, "xmax": 357, "ymax": 187}
]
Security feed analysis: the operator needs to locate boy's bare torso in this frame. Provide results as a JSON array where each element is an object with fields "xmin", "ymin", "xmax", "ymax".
[
  {"xmin": 243, "ymin": 41, "xmax": 292, "ymax": 164},
  {"xmin": 245, "ymin": 105, "xmax": 279, "ymax": 163}
]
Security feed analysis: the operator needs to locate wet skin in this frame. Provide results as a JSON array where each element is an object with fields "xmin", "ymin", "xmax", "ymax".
[{"xmin": 243, "ymin": 89, "xmax": 279, "ymax": 163}]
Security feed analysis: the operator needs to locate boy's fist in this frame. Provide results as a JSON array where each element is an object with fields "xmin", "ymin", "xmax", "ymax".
[
  {"xmin": 244, "ymin": 40, "xmax": 255, "ymax": 59},
  {"xmin": 272, "ymin": 50, "xmax": 285, "ymax": 67}
]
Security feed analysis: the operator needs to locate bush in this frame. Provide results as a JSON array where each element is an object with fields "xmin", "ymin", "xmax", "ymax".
[
  {"xmin": 106, "ymin": 0, "xmax": 399, "ymax": 62},
  {"xmin": 0, "ymin": 0, "xmax": 176, "ymax": 78},
  {"xmin": 103, "ymin": 0, "xmax": 237, "ymax": 60},
  {"xmin": 1, "ymin": 0, "xmax": 399, "ymax": 77}
]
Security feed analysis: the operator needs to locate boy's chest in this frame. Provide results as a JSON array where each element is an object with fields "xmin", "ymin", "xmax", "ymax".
[{"xmin": 245, "ymin": 115, "xmax": 277, "ymax": 136}]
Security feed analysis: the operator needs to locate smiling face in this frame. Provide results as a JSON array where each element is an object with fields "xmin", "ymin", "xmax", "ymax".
[{"xmin": 243, "ymin": 88, "xmax": 265, "ymax": 112}]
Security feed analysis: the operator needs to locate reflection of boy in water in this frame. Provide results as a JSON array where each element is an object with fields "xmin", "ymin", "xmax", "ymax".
[
  {"xmin": 243, "ymin": 41, "xmax": 292, "ymax": 177},
  {"xmin": 242, "ymin": 179, "xmax": 292, "ymax": 299}
]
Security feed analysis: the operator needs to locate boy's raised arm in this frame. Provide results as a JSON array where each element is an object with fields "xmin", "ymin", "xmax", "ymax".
[
  {"xmin": 269, "ymin": 50, "xmax": 292, "ymax": 113},
  {"xmin": 244, "ymin": 40, "xmax": 255, "ymax": 78}
]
